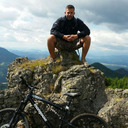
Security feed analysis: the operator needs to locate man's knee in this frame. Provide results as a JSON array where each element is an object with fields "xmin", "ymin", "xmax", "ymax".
[
  {"xmin": 83, "ymin": 35, "xmax": 91, "ymax": 42},
  {"xmin": 47, "ymin": 35, "xmax": 56, "ymax": 42},
  {"xmin": 80, "ymin": 35, "xmax": 91, "ymax": 47}
]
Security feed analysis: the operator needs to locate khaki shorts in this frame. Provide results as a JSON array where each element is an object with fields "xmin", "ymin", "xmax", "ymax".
[{"xmin": 55, "ymin": 38, "xmax": 83, "ymax": 51}]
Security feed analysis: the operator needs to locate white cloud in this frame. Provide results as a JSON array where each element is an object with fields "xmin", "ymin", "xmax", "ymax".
[
  {"xmin": 90, "ymin": 27, "xmax": 128, "ymax": 55},
  {"xmin": 0, "ymin": 0, "xmax": 128, "ymax": 56}
]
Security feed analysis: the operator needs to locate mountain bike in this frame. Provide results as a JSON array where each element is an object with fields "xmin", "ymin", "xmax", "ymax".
[{"xmin": 0, "ymin": 77, "xmax": 108, "ymax": 128}]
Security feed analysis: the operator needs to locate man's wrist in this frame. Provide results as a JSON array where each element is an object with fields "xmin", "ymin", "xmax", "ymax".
[
  {"xmin": 76, "ymin": 34, "xmax": 79, "ymax": 39},
  {"xmin": 75, "ymin": 34, "xmax": 78, "ymax": 39},
  {"xmin": 62, "ymin": 35, "xmax": 66, "ymax": 40}
]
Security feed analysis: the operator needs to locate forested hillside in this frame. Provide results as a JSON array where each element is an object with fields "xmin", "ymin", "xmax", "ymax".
[
  {"xmin": 91, "ymin": 62, "xmax": 128, "ymax": 89},
  {"xmin": 105, "ymin": 77, "xmax": 128, "ymax": 89},
  {"xmin": 0, "ymin": 47, "xmax": 18, "ymax": 63},
  {"xmin": 0, "ymin": 47, "xmax": 19, "ymax": 82},
  {"xmin": 0, "ymin": 63, "xmax": 7, "ymax": 82},
  {"xmin": 91, "ymin": 62, "xmax": 127, "ymax": 78}
]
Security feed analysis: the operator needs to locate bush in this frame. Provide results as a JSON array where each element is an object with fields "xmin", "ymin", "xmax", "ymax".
[{"xmin": 105, "ymin": 76, "xmax": 128, "ymax": 89}]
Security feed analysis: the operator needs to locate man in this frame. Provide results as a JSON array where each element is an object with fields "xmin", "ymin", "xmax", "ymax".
[{"xmin": 47, "ymin": 5, "xmax": 91, "ymax": 66}]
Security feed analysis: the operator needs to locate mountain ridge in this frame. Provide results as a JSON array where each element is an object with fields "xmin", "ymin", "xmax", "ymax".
[
  {"xmin": 0, "ymin": 47, "xmax": 19, "ymax": 63},
  {"xmin": 0, "ymin": 47, "xmax": 128, "ymax": 82},
  {"xmin": 115, "ymin": 68, "xmax": 128, "ymax": 77},
  {"xmin": 0, "ymin": 47, "xmax": 19, "ymax": 82},
  {"xmin": 91, "ymin": 62, "xmax": 128, "ymax": 78}
]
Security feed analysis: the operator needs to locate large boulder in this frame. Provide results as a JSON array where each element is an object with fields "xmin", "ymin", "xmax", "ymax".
[
  {"xmin": 0, "ymin": 51, "xmax": 107, "ymax": 127},
  {"xmin": 99, "ymin": 88, "xmax": 128, "ymax": 128}
]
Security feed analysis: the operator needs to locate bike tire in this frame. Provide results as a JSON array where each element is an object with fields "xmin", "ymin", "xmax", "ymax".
[
  {"xmin": 0, "ymin": 108, "xmax": 29, "ymax": 128},
  {"xmin": 70, "ymin": 113, "xmax": 108, "ymax": 128}
]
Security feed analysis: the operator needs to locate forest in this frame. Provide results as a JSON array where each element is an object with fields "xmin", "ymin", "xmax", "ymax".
[{"xmin": 105, "ymin": 76, "xmax": 128, "ymax": 89}]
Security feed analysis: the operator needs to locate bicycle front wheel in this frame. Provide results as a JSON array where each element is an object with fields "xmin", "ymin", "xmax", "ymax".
[
  {"xmin": 70, "ymin": 113, "xmax": 108, "ymax": 128},
  {"xmin": 0, "ymin": 108, "xmax": 29, "ymax": 128}
]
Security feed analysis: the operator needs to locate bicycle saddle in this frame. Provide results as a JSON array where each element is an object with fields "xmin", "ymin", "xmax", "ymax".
[{"xmin": 63, "ymin": 92, "xmax": 81, "ymax": 98}]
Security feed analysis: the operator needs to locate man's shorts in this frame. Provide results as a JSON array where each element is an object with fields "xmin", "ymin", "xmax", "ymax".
[{"xmin": 55, "ymin": 38, "xmax": 83, "ymax": 51}]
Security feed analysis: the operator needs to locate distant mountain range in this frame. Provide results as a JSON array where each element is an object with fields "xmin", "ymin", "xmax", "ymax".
[
  {"xmin": 0, "ymin": 47, "xmax": 19, "ymax": 82},
  {"xmin": 0, "ymin": 47, "xmax": 128, "ymax": 82},
  {"xmin": 9, "ymin": 49, "xmax": 49, "ymax": 60},
  {"xmin": 0, "ymin": 47, "xmax": 19, "ymax": 63},
  {"xmin": 91, "ymin": 63, "xmax": 128, "ymax": 78}
]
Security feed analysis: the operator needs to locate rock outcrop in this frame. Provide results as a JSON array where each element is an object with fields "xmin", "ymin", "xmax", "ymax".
[
  {"xmin": 0, "ymin": 50, "xmax": 128, "ymax": 127},
  {"xmin": 0, "ymin": 51, "xmax": 107, "ymax": 127},
  {"xmin": 98, "ymin": 88, "xmax": 128, "ymax": 128}
]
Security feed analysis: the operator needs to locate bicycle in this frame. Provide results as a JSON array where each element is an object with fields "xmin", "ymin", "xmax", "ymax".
[{"xmin": 0, "ymin": 77, "xmax": 108, "ymax": 128}]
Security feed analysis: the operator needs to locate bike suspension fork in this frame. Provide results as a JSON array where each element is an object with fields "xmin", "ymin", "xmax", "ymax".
[{"xmin": 29, "ymin": 98, "xmax": 53, "ymax": 128}]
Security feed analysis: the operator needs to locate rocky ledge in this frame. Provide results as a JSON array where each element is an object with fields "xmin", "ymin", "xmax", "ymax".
[{"xmin": 0, "ymin": 50, "xmax": 128, "ymax": 128}]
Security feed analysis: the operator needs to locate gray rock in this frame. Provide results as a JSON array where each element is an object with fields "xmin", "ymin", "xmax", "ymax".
[
  {"xmin": 99, "ymin": 88, "xmax": 128, "ymax": 128},
  {"xmin": 1, "ymin": 51, "xmax": 107, "ymax": 127}
]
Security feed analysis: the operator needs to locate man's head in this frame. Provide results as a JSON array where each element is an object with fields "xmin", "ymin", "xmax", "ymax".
[{"xmin": 65, "ymin": 5, "xmax": 75, "ymax": 20}]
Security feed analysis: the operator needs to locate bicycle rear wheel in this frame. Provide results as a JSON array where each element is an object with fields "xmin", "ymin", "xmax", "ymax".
[
  {"xmin": 70, "ymin": 113, "xmax": 108, "ymax": 128},
  {"xmin": 0, "ymin": 108, "xmax": 29, "ymax": 128}
]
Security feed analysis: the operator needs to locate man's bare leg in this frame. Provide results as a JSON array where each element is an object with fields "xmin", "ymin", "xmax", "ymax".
[
  {"xmin": 81, "ymin": 35, "xmax": 91, "ymax": 61},
  {"xmin": 47, "ymin": 35, "xmax": 56, "ymax": 59}
]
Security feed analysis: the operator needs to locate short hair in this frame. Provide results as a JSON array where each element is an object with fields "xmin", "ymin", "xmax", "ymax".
[{"xmin": 66, "ymin": 5, "xmax": 75, "ymax": 10}]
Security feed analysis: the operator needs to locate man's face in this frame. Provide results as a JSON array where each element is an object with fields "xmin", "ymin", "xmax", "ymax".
[{"xmin": 65, "ymin": 8, "xmax": 75, "ymax": 20}]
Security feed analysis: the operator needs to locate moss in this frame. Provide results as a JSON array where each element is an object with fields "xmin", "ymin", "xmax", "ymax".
[
  {"xmin": 66, "ymin": 84, "xmax": 72, "ymax": 89},
  {"xmin": 114, "ymin": 98, "xmax": 123, "ymax": 102},
  {"xmin": 56, "ymin": 57, "xmax": 61, "ymax": 63},
  {"xmin": 12, "ymin": 59, "xmax": 48, "ymax": 75},
  {"xmin": 52, "ymin": 65, "xmax": 67, "ymax": 74},
  {"xmin": 20, "ymin": 59, "xmax": 47, "ymax": 71},
  {"xmin": 89, "ymin": 68, "xmax": 96, "ymax": 74},
  {"xmin": 49, "ymin": 84, "xmax": 54, "ymax": 92}
]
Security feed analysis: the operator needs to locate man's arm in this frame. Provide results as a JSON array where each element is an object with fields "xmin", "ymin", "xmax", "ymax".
[
  {"xmin": 77, "ymin": 18, "xmax": 90, "ymax": 38},
  {"xmin": 50, "ymin": 18, "xmax": 64, "ymax": 38}
]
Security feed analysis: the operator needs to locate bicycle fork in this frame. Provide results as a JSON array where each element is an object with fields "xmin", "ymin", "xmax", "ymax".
[
  {"xmin": 29, "ymin": 98, "xmax": 53, "ymax": 128},
  {"xmin": 8, "ymin": 89, "xmax": 33, "ymax": 128},
  {"xmin": 8, "ymin": 100, "xmax": 27, "ymax": 128}
]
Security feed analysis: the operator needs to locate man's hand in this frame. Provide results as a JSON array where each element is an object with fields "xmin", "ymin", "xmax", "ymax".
[{"xmin": 63, "ymin": 34, "xmax": 78, "ymax": 42}]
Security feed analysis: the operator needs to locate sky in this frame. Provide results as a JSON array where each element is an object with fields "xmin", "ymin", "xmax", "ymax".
[{"xmin": 0, "ymin": 0, "xmax": 128, "ymax": 56}]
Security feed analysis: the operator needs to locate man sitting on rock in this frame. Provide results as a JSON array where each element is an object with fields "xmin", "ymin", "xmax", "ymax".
[{"xmin": 47, "ymin": 4, "xmax": 91, "ymax": 67}]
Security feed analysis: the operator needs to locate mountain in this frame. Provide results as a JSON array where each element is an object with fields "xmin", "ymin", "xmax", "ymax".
[
  {"xmin": 115, "ymin": 68, "xmax": 128, "ymax": 77},
  {"xmin": 8, "ymin": 49, "xmax": 49, "ymax": 60},
  {"xmin": 91, "ymin": 62, "xmax": 124, "ymax": 78},
  {"xmin": 87, "ymin": 54, "xmax": 128, "ymax": 70},
  {"xmin": 0, "ymin": 47, "xmax": 19, "ymax": 82},
  {"xmin": 87, "ymin": 54, "xmax": 128, "ymax": 66},
  {"xmin": 0, "ymin": 47, "xmax": 19, "ymax": 63},
  {"xmin": 0, "ymin": 65, "xmax": 8, "ymax": 82}
]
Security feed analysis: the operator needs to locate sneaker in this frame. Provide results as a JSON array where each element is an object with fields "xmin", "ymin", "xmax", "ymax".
[{"xmin": 81, "ymin": 60, "xmax": 90, "ymax": 67}]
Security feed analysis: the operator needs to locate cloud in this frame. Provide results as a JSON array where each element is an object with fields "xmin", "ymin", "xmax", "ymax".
[
  {"xmin": 77, "ymin": 0, "xmax": 128, "ymax": 32},
  {"xmin": 0, "ymin": 0, "xmax": 128, "ymax": 56},
  {"xmin": 90, "ymin": 28, "xmax": 128, "ymax": 55}
]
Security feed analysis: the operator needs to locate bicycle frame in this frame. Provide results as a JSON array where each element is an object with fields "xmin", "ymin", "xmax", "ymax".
[{"xmin": 9, "ymin": 86, "xmax": 74, "ymax": 128}]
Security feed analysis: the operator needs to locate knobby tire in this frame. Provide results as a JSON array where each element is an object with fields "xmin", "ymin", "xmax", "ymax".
[
  {"xmin": 0, "ymin": 108, "xmax": 29, "ymax": 128},
  {"xmin": 70, "ymin": 113, "xmax": 108, "ymax": 128}
]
